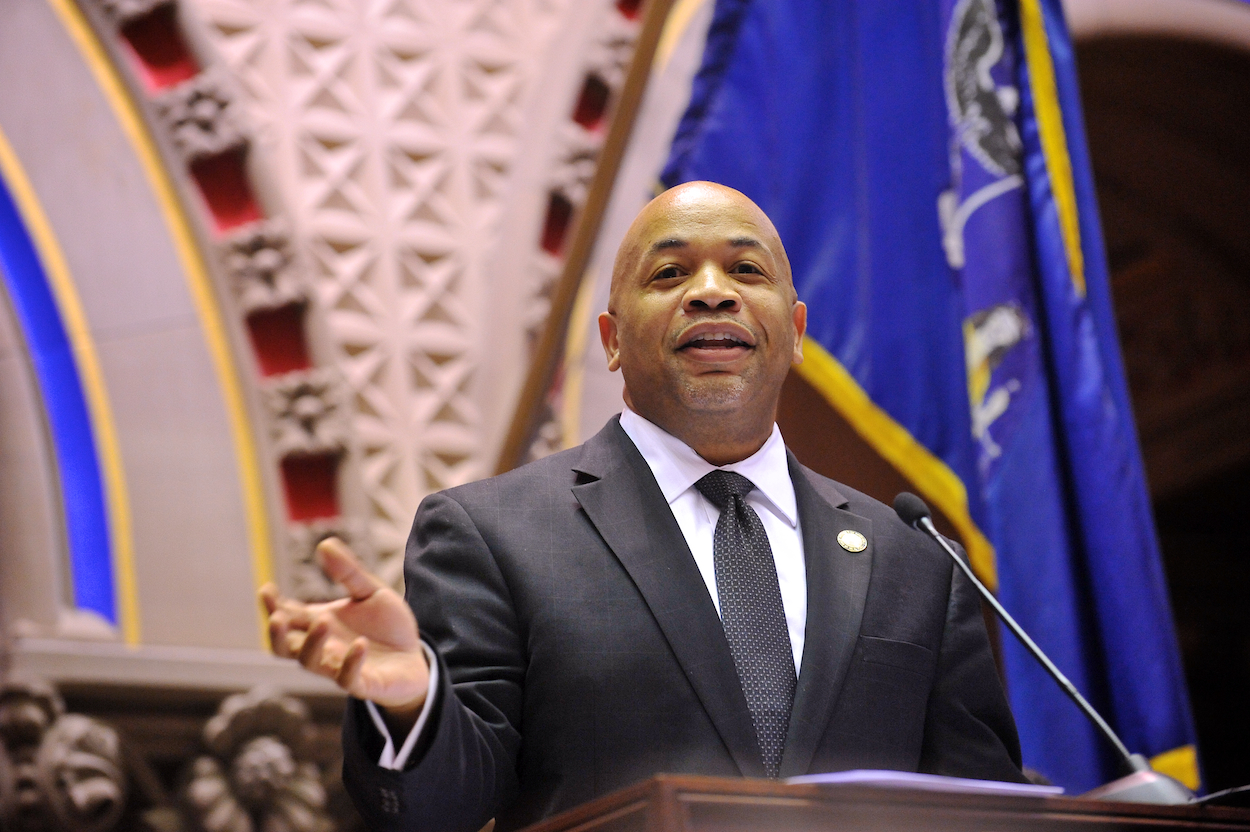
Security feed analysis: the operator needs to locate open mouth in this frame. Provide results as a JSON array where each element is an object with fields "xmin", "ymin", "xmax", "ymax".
[
  {"xmin": 676, "ymin": 326, "xmax": 756, "ymax": 360},
  {"xmin": 679, "ymin": 332, "xmax": 752, "ymax": 350}
]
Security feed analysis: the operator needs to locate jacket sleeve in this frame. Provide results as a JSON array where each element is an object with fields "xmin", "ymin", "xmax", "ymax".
[
  {"xmin": 918, "ymin": 544, "xmax": 1029, "ymax": 782},
  {"xmin": 341, "ymin": 491, "xmax": 524, "ymax": 832}
]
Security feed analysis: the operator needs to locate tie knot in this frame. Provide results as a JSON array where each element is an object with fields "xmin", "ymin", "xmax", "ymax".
[{"xmin": 695, "ymin": 470, "xmax": 756, "ymax": 510}]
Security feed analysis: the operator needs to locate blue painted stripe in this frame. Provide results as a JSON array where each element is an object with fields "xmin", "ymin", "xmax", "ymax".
[{"xmin": 0, "ymin": 169, "xmax": 115, "ymax": 622}]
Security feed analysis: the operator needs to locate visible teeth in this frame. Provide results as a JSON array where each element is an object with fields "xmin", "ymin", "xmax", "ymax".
[{"xmin": 691, "ymin": 331, "xmax": 745, "ymax": 345}]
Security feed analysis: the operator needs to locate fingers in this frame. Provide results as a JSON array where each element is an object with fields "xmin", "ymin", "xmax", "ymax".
[
  {"xmin": 268, "ymin": 606, "xmax": 295, "ymax": 658},
  {"xmin": 262, "ymin": 584, "xmax": 315, "ymax": 658},
  {"xmin": 259, "ymin": 583, "xmax": 280, "ymax": 614},
  {"xmin": 261, "ymin": 583, "xmax": 289, "ymax": 657},
  {"xmin": 317, "ymin": 537, "xmax": 386, "ymax": 602},
  {"xmin": 298, "ymin": 615, "xmax": 333, "ymax": 673},
  {"xmin": 296, "ymin": 613, "xmax": 361, "ymax": 681},
  {"xmin": 284, "ymin": 627, "xmax": 308, "ymax": 658},
  {"xmin": 337, "ymin": 637, "xmax": 368, "ymax": 691}
]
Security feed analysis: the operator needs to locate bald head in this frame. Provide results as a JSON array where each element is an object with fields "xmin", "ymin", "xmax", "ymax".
[
  {"xmin": 597, "ymin": 180, "xmax": 807, "ymax": 464},
  {"xmin": 609, "ymin": 182, "xmax": 794, "ymax": 311}
]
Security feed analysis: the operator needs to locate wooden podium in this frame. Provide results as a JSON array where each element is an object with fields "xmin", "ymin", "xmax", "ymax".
[{"xmin": 520, "ymin": 775, "xmax": 1250, "ymax": 832}]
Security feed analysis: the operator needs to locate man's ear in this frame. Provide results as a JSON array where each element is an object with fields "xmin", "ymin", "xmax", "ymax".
[
  {"xmin": 791, "ymin": 301, "xmax": 808, "ymax": 365},
  {"xmin": 598, "ymin": 311, "xmax": 621, "ymax": 372}
]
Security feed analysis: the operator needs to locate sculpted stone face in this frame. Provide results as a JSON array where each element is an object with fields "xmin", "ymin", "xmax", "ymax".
[{"xmin": 599, "ymin": 182, "xmax": 806, "ymax": 463}]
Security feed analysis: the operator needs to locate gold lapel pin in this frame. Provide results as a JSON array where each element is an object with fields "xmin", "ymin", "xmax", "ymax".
[{"xmin": 837, "ymin": 530, "xmax": 867, "ymax": 552}]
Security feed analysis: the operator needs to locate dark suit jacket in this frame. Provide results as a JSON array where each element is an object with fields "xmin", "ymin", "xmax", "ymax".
[{"xmin": 343, "ymin": 417, "xmax": 1024, "ymax": 832}]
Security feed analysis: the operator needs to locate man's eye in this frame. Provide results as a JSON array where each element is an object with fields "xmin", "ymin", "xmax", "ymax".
[
  {"xmin": 654, "ymin": 266, "xmax": 682, "ymax": 281},
  {"xmin": 731, "ymin": 262, "xmax": 764, "ymax": 275}
]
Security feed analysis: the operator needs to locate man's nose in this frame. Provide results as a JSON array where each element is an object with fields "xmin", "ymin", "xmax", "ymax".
[{"xmin": 684, "ymin": 266, "xmax": 741, "ymax": 313}]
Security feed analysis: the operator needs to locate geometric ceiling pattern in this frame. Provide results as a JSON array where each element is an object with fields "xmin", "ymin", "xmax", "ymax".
[{"xmin": 188, "ymin": 0, "xmax": 587, "ymax": 582}]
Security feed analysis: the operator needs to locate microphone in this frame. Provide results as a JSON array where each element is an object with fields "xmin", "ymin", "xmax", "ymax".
[{"xmin": 893, "ymin": 492, "xmax": 1193, "ymax": 804}]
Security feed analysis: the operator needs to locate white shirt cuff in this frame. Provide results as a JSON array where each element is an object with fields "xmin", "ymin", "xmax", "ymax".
[{"xmin": 365, "ymin": 641, "xmax": 440, "ymax": 770}]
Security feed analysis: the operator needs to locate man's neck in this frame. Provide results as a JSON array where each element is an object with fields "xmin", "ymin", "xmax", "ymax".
[
  {"xmin": 622, "ymin": 406, "xmax": 772, "ymax": 466},
  {"xmin": 618, "ymin": 408, "xmax": 797, "ymax": 528}
]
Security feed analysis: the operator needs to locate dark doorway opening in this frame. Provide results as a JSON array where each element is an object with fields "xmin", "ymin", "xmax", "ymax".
[{"xmin": 1078, "ymin": 34, "xmax": 1250, "ymax": 792}]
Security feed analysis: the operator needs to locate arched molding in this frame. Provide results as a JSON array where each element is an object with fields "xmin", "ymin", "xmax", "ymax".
[
  {"xmin": 1063, "ymin": 0, "xmax": 1250, "ymax": 52},
  {"xmin": 185, "ymin": 0, "xmax": 651, "ymax": 581},
  {"xmin": 0, "ymin": 0, "xmax": 269, "ymax": 652},
  {"xmin": 0, "ymin": 280, "xmax": 64, "ymax": 639}
]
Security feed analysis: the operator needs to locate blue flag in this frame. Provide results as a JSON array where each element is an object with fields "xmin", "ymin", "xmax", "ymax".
[{"xmin": 659, "ymin": 0, "xmax": 1198, "ymax": 792}]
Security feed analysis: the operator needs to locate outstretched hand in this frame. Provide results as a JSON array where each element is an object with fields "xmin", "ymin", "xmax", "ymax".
[{"xmin": 261, "ymin": 538, "xmax": 430, "ymax": 721}]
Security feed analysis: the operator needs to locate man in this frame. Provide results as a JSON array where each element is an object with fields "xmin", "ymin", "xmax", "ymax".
[{"xmin": 263, "ymin": 182, "xmax": 1025, "ymax": 832}]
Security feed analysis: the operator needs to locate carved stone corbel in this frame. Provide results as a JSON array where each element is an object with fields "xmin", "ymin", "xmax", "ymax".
[
  {"xmin": 180, "ymin": 689, "xmax": 330, "ymax": 832},
  {"xmin": 262, "ymin": 369, "xmax": 349, "ymax": 459},
  {"xmin": 221, "ymin": 222, "xmax": 306, "ymax": 315},
  {"xmin": 94, "ymin": 0, "xmax": 171, "ymax": 27},
  {"xmin": 524, "ymin": 123, "xmax": 601, "ymax": 343},
  {"xmin": 153, "ymin": 68, "xmax": 248, "ymax": 164},
  {"xmin": 35, "ymin": 716, "xmax": 128, "ymax": 832},
  {"xmin": 0, "ymin": 679, "xmax": 128, "ymax": 832},
  {"xmin": 547, "ymin": 123, "xmax": 601, "ymax": 213},
  {"xmin": 581, "ymin": 11, "xmax": 640, "ymax": 93},
  {"xmin": 1, "ymin": 678, "xmax": 66, "ymax": 832},
  {"xmin": 0, "ymin": 741, "xmax": 14, "ymax": 828}
]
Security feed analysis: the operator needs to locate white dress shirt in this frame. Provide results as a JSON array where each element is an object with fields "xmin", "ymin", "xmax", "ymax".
[
  {"xmin": 618, "ymin": 408, "xmax": 807, "ymax": 673},
  {"xmin": 372, "ymin": 409, "xmax": 808, "ymax": 769},
  {"xmin": 366, "ymin": 643, "xmax": 440, "ymax": 769}
]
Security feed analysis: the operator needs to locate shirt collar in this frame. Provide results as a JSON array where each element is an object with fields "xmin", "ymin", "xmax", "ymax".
[{"xmin": 618, "ymin": 408, "xmax": 798, "ymax": 528}]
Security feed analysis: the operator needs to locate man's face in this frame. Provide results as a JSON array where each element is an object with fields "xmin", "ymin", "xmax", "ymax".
[{"xmin": 599, "ymin": 184, "xmax": 806, "ymax": 436}]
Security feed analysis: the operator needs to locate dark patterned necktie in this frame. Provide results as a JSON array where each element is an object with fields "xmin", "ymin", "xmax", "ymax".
[{"xmin": 695, "ymin": 470, "xmax": 797, "ymax": 779}]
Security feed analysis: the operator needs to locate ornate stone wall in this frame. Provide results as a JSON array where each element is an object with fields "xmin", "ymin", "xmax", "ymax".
[
  {"xmin": 185, "ymin": 0, "xmax": 642, "ymax": 582},
  {"xmin": 0, "ymin": 677, "xmax": 357, "ymax": 832},
  {"xmin": 1, "ymin": 0, "xmax": 652, "ymax": 686}
]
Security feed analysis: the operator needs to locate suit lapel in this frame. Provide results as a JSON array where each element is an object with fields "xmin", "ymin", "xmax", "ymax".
[
  {"xmin": 570, "ymin": 420, "xmax": 765, "ymax": 777},
  {"xmin": 779, "ymin": 456, "xmax": 873, "ymax": 777}
]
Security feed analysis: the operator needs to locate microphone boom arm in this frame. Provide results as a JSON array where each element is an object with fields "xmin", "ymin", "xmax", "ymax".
[
  {"xmin": 893, "ymin": 491, "xmax": 1193, "ymax": 803},
  {"xmin": 910, "ymin": 512, "xmax": 1141, "ymax": 772}
]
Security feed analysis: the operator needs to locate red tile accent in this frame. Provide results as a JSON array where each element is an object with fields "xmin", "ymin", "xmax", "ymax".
[
  {"xmin": 540, "ymin": 191, "xmax": 574, "ymax": 255},
  {"xmin": 119, "ymin": 4, "xmax": 200, "ymax": 92},
  {"xmin": 246, "ymin": 304, "xmax": 312, "ymax": 376},
  {"xmin": 280, "ymin": 453, "xmax": 341, "ymax": 521},
  {"xmin": 191, "ymin": 148, "xmax": 264, "ymax": 234},
  {"xmin": 616, "ymin": 0, "xmax": 644, "ymax": 20},
  {"xmin": 572, "ymin": 74, "xmax": 610, "ymax": 129}
]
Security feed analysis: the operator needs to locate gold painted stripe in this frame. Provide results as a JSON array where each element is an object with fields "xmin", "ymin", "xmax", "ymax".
[
  {"xmin": 47, "ymin": 0, "xmax": 274, "ymax": 646},
  {"xmin": 653, "ymin": 0, "xmax": 707, "ymax": 72},
  {"xmin": 1150, "ymin": 744, "xmax": 1201, "ymax": 791},
  {"xmin": 1019, "ymin": 0, "xmax": 1086, "ymax": 297},
  {"xmin": 795, "ymin": 337, "xmax": 998, "ymax": 590},
  {"xmin": 0, "ymin": 126, "xmax": 140, "ymax": 644}
]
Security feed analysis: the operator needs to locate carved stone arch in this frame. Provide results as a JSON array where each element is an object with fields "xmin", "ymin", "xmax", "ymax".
[
  {"xmin": 73, "ymin": 0, "xmax": 371, "ymax": 606},
  {"xmin": 0, "ymin": 276, "xmax": 65, "ymax": 639},
  {"xmin": 184, "ymin": 0, "xmax": 650, "ymax": 581},
  {"xmin": 2, "ymin": 0, "xmax": 282, "ymax": 652},
  {"xmin": 1065, "ymin": 0, "xmax": 1250, "ymax": 54}
]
